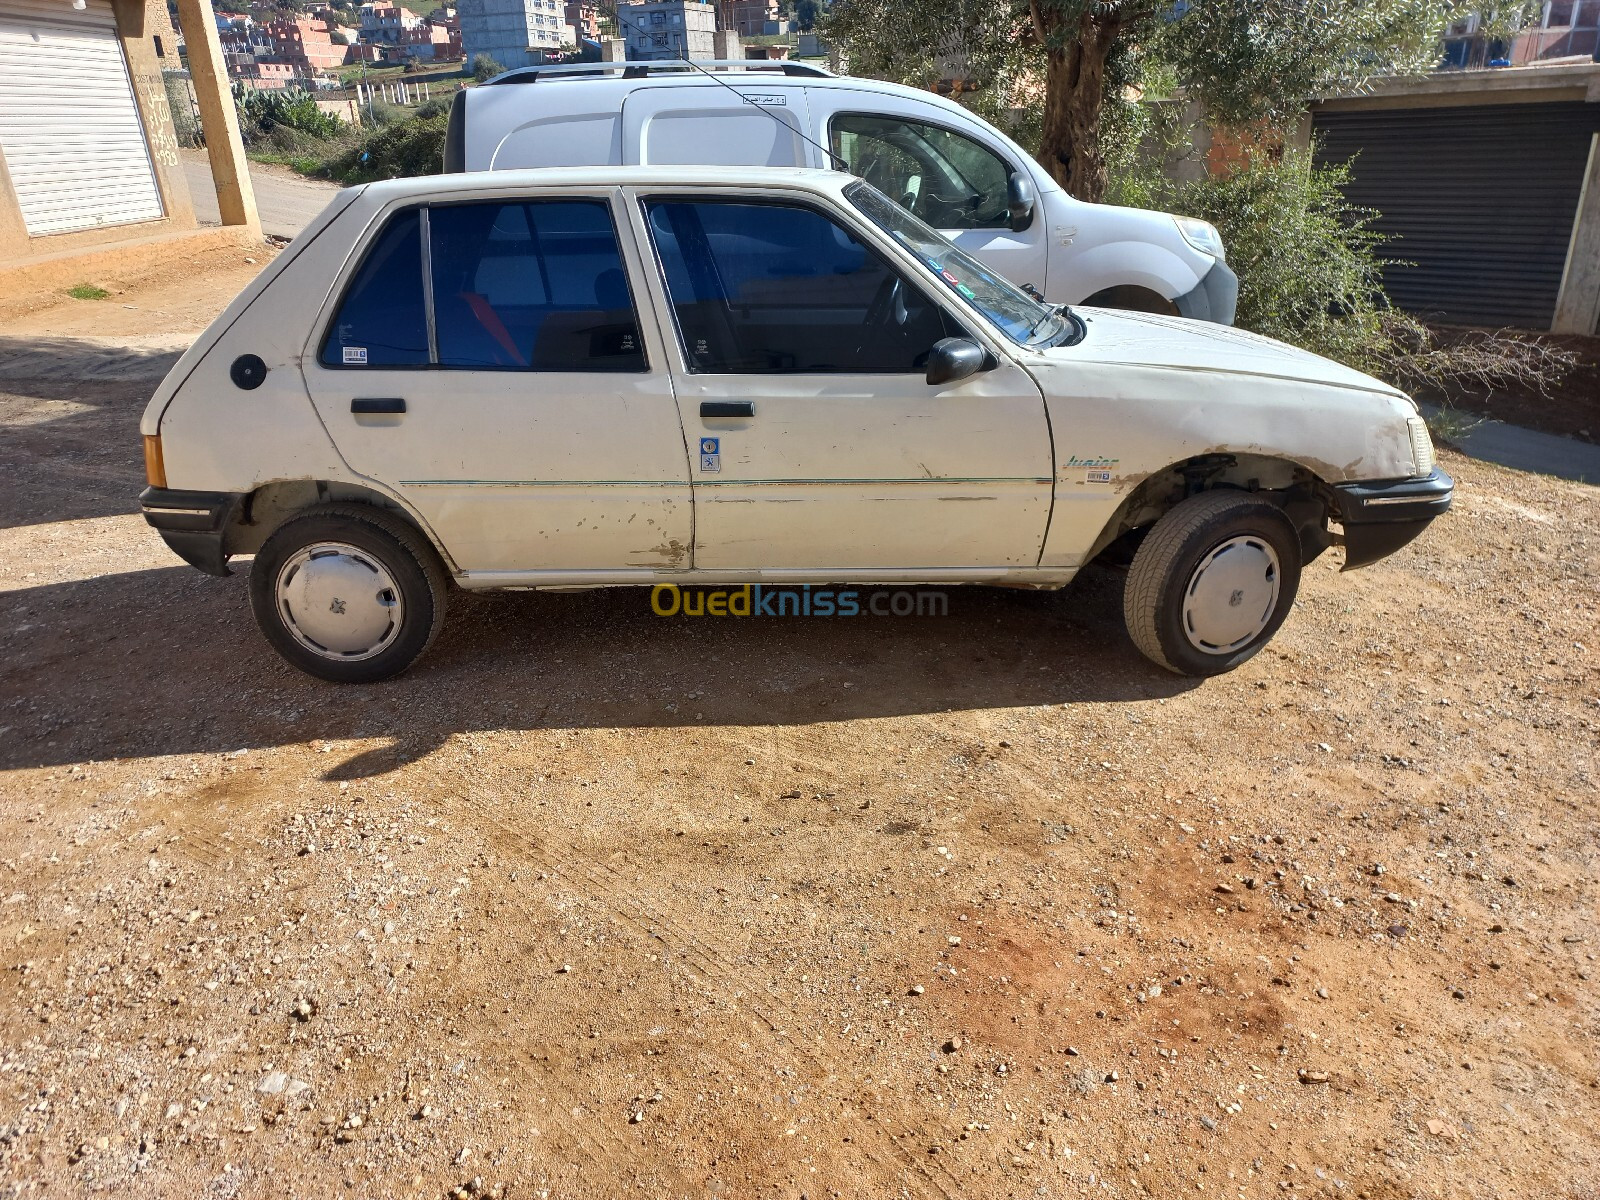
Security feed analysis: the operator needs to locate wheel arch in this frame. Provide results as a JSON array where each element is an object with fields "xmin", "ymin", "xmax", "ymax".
[
  {"xmin": 1080, "ymin": 284, "xmax": 1179, "ymax": 316},
  {"xmin": 1084, "ymin": 453, "xmax": 1335, "ymax": 567},
  {"xmin": 224, "ymin": 480, "xmax": 459, "ymax": 573}
]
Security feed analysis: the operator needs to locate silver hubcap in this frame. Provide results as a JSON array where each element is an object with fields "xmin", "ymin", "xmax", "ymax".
[
  {"xmin": 275, "ymin": 542, "xmax": 403, "ymax": 662},
  {"xmin": 1181, "ymin": 534, "xmax": 1280, "ymax": 655}
]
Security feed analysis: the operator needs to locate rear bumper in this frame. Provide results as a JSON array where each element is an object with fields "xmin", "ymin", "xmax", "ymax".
[
  {"xmin": 139, "ymin": 487, "xmax": 244, "ymax": 577},
  {"xmin": 1174, "ymin": 260, "xmax": 1239, "ymax": 326},
  {"xmin": 1333, "ymin": 467, "xmax": 1454, "ymax": 570}
]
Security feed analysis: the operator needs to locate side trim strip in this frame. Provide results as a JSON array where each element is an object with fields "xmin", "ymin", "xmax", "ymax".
[{"xmin": 398, "ymin": 477, "xmax": 1052, "ymax": 487}]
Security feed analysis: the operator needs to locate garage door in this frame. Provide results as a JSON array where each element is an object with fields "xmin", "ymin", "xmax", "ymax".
[
  {"xmin": 1314, "ymin": 102, "xmax": 1600, "ymax": 328},
  {"xmin": 0, "ymin": 0, "xmax": 164, "ymax": 236}
]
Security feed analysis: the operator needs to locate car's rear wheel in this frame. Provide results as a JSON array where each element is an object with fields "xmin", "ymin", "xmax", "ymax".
[
  {"xmin": 249, "ymin": 505, "xmax": 448, "ymax": 683},
  {"xmin": 1123, "ymin": 491, "xmax": 1301, "ymax": 676}
]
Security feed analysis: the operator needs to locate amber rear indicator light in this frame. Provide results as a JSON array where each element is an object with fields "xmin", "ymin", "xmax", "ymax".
[{"xmin": 143, "ymin": 435, "xmax": 166, "ymax": 488}]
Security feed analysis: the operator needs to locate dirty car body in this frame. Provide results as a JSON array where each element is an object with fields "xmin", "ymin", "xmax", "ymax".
[{"xmin": 139, "ymin": 166, "xmax": 1451, "ymax": 682}]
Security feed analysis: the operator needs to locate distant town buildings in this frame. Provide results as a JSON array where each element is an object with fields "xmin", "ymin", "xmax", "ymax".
[
  {"xmin": 209, "ymin": 0, "xmax": 462, "ymax": 90},
  {"xmin": 564, "ymin": 0, "xmax": 600, "ymax": 43},
  {"xmin": 618, "ymin": 0, "xmax": 716, "ymax": 60},
  {"xmin": 717, "ymin": 0, "xmax": 778, "ymax": 37},
  {"xmin": 458, "ymin": 0, "xmax": 574, "ymax": 68}
]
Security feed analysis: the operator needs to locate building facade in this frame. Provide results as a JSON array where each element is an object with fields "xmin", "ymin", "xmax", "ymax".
[
  {"xmin": 717, "ymin": 0, "xmax": 776, "ymax": 37},
  {"xmin": 618, "ymin": 0, "xmax": 714, "ymax": 60},
  {"xmin": 564, "ymin": 0, "xmax": 598, "ymax": 42},
  {"xmin": 266, "ymin": 14, "xmax": 348, "ymax": 71},
  {"xmin": 458, "ymin": 0, "xmax": 572, "ymax": 68},
  {"xmin": 1442, "ymin": 3, "xmax": 1600, "ymax": 68},
  {"xmin": 0, "ymin": 0, "xmax": 197, "ymax": 256}
]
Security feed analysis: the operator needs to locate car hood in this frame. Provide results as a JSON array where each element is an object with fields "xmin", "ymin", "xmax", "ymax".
[{"xmin": 1040, "ymin": 307, "xmax": 1410, "ymax": 402}]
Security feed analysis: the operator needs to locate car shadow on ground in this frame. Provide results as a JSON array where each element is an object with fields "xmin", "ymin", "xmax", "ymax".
[
  {"xmin": 0, "ymin": 342, "xmax": 181, "ymax": 530},
  {"xmin": 0, "ymin": 561, "xmax": 1197, "ymax": 775}
]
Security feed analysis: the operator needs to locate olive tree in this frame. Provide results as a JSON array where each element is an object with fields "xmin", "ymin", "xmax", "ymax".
[{"xmin": 822, "ymin": 0, "xmax": 1522, "ymax": 202}]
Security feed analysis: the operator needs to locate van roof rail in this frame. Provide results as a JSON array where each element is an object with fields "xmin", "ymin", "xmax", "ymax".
[{"xmin": 486, "ymin": 59, "xmax": 834, "ymax": 85}]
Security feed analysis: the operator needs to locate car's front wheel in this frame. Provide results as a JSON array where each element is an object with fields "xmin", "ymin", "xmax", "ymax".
[
  {"xmin": 249, "ymin": 505, "xmax": 448, "ymax": 683},
  {"xmin": 1123, "ymin": 491, "xmax": 1302, "ymax": 676}
]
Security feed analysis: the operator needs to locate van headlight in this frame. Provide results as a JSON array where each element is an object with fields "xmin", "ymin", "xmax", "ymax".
[
  {"xmin": 1407, "ymin": 416, "xmax": 1435, "ymax": 477},
  {"xmin": 1175, "ymin": 216, "xmax": 1225, "ymax": 262}
]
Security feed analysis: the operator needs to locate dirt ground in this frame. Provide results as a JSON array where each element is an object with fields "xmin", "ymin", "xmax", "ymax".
[{"xmin": 1, "ymin": 265, "xmax": 1597, "ymax": 1200}]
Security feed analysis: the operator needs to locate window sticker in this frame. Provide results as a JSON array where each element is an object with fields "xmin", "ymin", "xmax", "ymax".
[{"xmin": 342, "ymin": 346, "xmax": 369, "ymax": 365}]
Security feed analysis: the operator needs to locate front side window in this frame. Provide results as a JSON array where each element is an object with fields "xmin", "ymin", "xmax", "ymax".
[
  {"xmin": 831, "ymin": 113, "xmax": 1013, "ymax": 231},
  {"xmin": 845, "ymin": 181, "xmax": 1073, "ymax": 349},
  {"xmin": 320, "ymin": 199, "xmax": 645, "ymax": 372},
  {"xmin": 644, "ymin": 198, "xmax": 965, "ymax": 374}
]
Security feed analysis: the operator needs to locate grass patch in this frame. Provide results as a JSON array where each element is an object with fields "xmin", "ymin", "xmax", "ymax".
[{"xmin": 66, "ymin": 283, "xmax": 109, "ymax": 301}]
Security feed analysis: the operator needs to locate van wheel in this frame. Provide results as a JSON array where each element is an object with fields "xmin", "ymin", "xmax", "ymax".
[
  {"xmin": 1123, "ymin": 491, "xmax": 1301, "ymax": 676},
  {"xmin": 249, "ymin": 505, "xmax": 448, "ymax": 683},
  {"xmin": 1082, "ymin": 285, "xmax": 1179, "ymax": 316}
]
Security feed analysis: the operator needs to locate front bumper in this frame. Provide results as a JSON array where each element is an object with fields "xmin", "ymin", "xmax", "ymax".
[
  {"xmin": 139, "ymin": 487, "xmax": 245, "ymax": 577},
  {"xmin": 1174, "ymin": 259, "xmax": 1240, "ymax": 326},
  {"xmin": 1333, "ymin": 467, "xmax": 1454, "ymax": 570}
]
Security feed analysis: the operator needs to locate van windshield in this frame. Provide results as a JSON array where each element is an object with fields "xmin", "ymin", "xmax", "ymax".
[{"xmin": 844, "ymin": 180, "xmax": 1072, "ymax": 348}]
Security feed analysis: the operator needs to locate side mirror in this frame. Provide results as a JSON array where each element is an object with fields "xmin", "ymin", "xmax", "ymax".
[
  {"xmin": 926, "ymin": 337, "xmax": 989, "ymax": 386},
  {"xmin": 1006, "ymin": 171, "xmax": 1036, "ymax": 233}
]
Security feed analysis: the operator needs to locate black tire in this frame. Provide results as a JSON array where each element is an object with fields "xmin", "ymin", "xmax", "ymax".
[
  {"xmin": 1123, "ymin": 491, "xmax": 1301, "ymax": 676},
  {"xmin": 249, "ymin": 505, "xmax": 449, "ymax": 683}
]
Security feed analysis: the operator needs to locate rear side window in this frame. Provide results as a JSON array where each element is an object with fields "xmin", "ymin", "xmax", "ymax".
[
  {"xmin": 320, "ymin": 209, "xmax": 429, "ymax": 367},
  {"xmin": 430, "ymin": 200, "xmax": 644, "ymax": 370},
  {"xmin": 320, "ymin": 199, "xmax": 645, "ymax": 372}
]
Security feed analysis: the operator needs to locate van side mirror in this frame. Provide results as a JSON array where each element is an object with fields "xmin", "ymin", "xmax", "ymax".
[
  {"xmin": 1007, "ymin": 171, "xmax": 1036, "ymax": 233},
  {"xmin": 926, "ymin": 337, "xmax": 990, "ymax": 386}
]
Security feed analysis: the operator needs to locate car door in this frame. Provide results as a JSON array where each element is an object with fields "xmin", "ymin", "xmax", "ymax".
[
  {"xmin": 301, "ymin": 191, "xmax": 694, "ymax": 578},
  {"xmin": 823, "ymin": 104, "xmax": 1051, "ymax": 297},
  {"xmin": 628, "ymin": 189, "xmax": 1053, "ymax": 574}
]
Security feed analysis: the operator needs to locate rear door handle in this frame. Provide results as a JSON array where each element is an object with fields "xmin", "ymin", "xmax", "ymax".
[
  {"xmin": 701, "ymin": 400, "xmax": 754, "ymax": 418},
  {"xmin": 351, "ymin": 397, "xmax": 406, "ymax": 414}
]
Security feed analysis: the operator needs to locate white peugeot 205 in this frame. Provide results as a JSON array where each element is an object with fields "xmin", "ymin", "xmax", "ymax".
[{"xmin": 138, "ymin": 166, "xmax": 1451, "ymax": 684}]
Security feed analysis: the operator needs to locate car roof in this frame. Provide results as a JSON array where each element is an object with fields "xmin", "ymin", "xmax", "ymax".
[
  {"xmin": 351, "ymin": 164, "xmax": 862, "ymax": 204},
  {"xmin": 473, "ymin": 61, "xmax": 985, "ymax": 126}
]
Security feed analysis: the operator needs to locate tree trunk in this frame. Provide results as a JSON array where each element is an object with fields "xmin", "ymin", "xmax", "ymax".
[{"xmin": 1036, "ymin": 10, "xmax": 1117, "ymax": 203}]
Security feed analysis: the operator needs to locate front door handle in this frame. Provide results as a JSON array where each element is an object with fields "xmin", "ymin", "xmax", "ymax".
[
  {"xmin": 351, "ymin": 397, "xmax": 406, "ymax": 415},
  {"xmin": 701, "ymin": 400, "xmax": 754, "ymax": 419}
]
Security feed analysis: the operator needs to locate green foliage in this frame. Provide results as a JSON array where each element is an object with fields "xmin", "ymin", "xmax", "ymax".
[
  {"xmin": 1114, "ymin": 148, "xmax": 1395, "ymax": 371},
  {"xmin": 823, "ymin": 0, "xmax": 1540, "ymax": 197},
  {"xmin": 66, "ymin": 283, "xmax": 109, "ymax": 301},
  {"xmin": 471, "ymin": 52, "xmax": 506, "ymax": 82},
  {"xmin": 236, "ymin": 89, "xmax": 345, "ymax": 143},
  {"xmin": 326, "ymin": 110, "xmax": 451, "ymax": 183}
]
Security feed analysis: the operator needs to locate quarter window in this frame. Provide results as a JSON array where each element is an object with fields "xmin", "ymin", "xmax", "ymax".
[
  {"xmin": 320, "ymin": 208, "xmax": 429, "ymax": 368},
  {"xmin": 830, "ymin": 114, "xmax": 1014, "ymax": 231},
  {"xmin": 644, "ymin": 199, "xmax": 966, "ymax": 375},
  {"xmin": 320, "ymin": 199, "xmax": 645, "ymax": 372}
]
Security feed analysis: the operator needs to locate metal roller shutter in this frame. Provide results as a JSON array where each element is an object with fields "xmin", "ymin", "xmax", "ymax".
[
  {"xmin": 1313, "ymin": 102, "xmax": 1600, "ymax": 328},
  {"xmin": 0, "ymin": 0, "xmax": 165, "ymax": 236}
]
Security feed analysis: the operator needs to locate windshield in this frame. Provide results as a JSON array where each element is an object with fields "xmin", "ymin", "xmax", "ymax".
[{"xmin": 844, "ymin": 180, "xmax": 1071, "ymax": 347}]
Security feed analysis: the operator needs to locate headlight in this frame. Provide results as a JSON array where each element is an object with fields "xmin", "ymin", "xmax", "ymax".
[
  {"xmin": 1407, "ymin": 417, "xmax": 1435, "ymax": 477},
  {"xmin": 1175, "ymin": 216, "xmax": 1225, "ymax": 262}
]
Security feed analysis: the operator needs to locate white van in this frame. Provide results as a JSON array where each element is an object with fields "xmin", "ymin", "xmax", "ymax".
[{"xmin": 444, "ymin": 60, "xmax": 1239, "ymax": 322}]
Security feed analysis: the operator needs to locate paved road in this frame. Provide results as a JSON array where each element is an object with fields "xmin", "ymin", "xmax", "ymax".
[
  {"xmin": 1422, "ymin": 404, "xmax": 1600, "ymax": 485},
  {"xmin": 181, "ymin": 148, "xmax": 341, "ymax": 241}
]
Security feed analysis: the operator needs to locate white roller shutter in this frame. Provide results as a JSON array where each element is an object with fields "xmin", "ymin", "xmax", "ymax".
[{"xmin": 0, "ymin": 0, "xmax": 165, "ymax": 236}]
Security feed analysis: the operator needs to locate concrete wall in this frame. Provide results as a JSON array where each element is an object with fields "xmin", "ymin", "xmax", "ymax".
[{"xmin": 0, "ymin": 0, "xmax": 198, "ymax": 263}]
